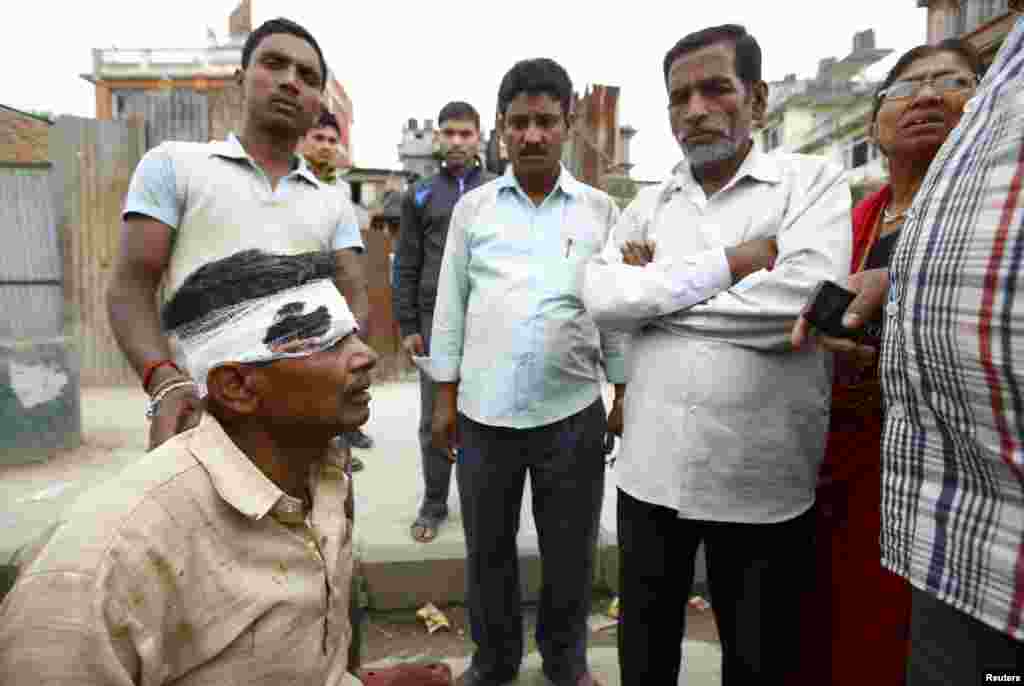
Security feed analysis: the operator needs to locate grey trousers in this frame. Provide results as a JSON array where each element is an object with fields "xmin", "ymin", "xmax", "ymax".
[{"xmin": 417, "ymin": 312, "xmax": 453, "ymax": 520}]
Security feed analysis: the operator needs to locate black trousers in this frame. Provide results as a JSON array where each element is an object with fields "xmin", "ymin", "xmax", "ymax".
[
  {"xmin": 905, "ymin": 585, "xmax": 1023, "ymax": 685},
  {"xmin": 617, "ymin": 488, "xmax": 815, "ymax": 685},
  {"xmin": 457, "ymin": 399, "xmax": 607, "ymax": 685}
]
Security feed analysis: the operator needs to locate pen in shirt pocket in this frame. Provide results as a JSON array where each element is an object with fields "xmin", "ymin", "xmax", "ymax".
[{"xmin": 565, "ymin": 237, "xmax": 574, "ymax": 258}]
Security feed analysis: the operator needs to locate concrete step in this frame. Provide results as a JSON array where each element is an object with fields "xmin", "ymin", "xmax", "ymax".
[
  {"xmin": 351, "ymin": 381, "xmax": 707, "ymax": 611},
  {"xmin": 352, "ymin": 452, "xmax": 617, "ymax": 610}
]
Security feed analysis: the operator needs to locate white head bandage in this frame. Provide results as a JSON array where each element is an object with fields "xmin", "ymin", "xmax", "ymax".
[{"xmin": 169, "ymin": 279, "xmax": 357, "ymax": 397}]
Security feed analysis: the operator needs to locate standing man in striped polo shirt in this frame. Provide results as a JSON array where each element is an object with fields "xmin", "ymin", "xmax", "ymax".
[{"xmin": 794, "ymin": 15, "xmax": 1024, "ymax": 682}]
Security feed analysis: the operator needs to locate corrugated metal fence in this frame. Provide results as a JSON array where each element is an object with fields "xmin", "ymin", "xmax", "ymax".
[
  {"xmin": 0, "ymin": 163, "xmax": 63, "ymax": 339},
  {"xmin": 118, "ymin": 89, "xmax": 209, "ymax": 148},
  {"xmin": 50, "ymin": 116, "xmax": 145, "ymax": 386},
  {"xmin": 0, "ymin": 159, "xmax": 82, "ymax": 458}
]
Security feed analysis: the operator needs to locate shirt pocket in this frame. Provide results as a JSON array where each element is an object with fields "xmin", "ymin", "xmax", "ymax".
[{"xmin": 557, "ymin": 236, "xmax": 601, "ymax": 297}]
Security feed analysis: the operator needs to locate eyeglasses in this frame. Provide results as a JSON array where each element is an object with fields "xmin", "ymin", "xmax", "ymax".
[{"xmin": 879, "ymin": 74, "xmax": 976, "ymax": 101}]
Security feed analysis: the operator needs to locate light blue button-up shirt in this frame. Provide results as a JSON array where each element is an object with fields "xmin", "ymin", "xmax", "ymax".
[{"xmin": 430, "ymin": 166, "xmax": 628, "ymax": 429}]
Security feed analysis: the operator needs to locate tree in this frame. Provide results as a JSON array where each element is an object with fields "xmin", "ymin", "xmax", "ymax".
[{"xmin": 26, "ymin": 110, "xmax": 55, "ymax": 123}]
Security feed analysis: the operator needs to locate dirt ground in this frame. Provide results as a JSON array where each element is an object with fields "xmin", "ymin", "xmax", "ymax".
[{"xmin": 361, "ymin": 595, "xmax": 719, "ymax": 664}]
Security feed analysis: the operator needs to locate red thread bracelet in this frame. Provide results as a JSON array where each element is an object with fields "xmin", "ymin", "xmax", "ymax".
[{"xmin": 142, "ymin": 359, "xmax": 182, "ymax": 393}]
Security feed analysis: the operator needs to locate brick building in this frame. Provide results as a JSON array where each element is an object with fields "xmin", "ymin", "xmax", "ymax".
[
  {"xmin": 562, "ymin": 85, "xmax": 638, "ymax": 197},
  {"xmin": 918, "ymin": 0, "xmax": 1023, "ymax": 64},
  {"xmin": 483, "ymin": 84, "xmax": 641, "ymax": 206},
  {"xmin": 0, "ymin": 105, "xmax": 51, "ymax": 164},
  {"xmin": 83, "ymin": 0, "xmax": 354, "ymax": 161},
  {"xmin": 757, "ymin": 29, "xmax": 895, "ymax": 200}
]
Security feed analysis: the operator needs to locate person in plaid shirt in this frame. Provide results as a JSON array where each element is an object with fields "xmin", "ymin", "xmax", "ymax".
[{"xmin": 794, "ymin": 15, "xmax": 1024, "ymax": 683}]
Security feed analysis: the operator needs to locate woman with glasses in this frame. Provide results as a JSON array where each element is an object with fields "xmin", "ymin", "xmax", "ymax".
[{"xmin": 798, "ymin": 39, "xmax": 982, "ymax": 686}]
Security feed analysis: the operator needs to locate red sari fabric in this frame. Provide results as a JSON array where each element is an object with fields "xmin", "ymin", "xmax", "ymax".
[{"xmin": 799, "ymin": 186, "xmax": 912, "ymax": 686}]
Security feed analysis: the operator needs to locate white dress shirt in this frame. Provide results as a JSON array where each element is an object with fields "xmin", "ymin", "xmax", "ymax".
[{"xmin": 584, "ymin": 145, "xmax": 852, "ymax": 523}]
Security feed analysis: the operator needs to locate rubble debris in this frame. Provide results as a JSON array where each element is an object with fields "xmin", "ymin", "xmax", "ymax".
[
  {"xmin": 607, "ymin": 597, "xmax": 620, "ymax": 619},
  {"xmin": 415, "ymin": 603, "xmax": 451, "ymax": 634},
  {"xmin": 688, "ymin": 595, "xmax": 711, "ymax": 611}
]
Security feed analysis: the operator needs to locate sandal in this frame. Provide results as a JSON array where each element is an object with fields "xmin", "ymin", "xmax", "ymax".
[{"xmin": 410, "ymin": 515, "xmax": 442, "ymax": 543}]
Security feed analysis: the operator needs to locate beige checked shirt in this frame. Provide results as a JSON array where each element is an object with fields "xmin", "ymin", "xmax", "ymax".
[{"xmin": 0, "ymin": 413, "xmax": 357, "ymax": 685}]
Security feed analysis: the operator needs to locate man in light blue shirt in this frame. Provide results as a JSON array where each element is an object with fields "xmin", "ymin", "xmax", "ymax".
[{"xmin": 429, "ymin": 58, "xmax": 626, "ymax": 686}]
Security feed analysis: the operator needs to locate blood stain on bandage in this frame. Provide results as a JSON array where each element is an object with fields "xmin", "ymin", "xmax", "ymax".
[{"xmin": 264, "ymin": 302, "xmax": 332, "ymax": 352}]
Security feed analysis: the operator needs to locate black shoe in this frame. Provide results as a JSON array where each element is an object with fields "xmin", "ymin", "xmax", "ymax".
[
  {"xmin": 346, "ymin": 429, "xmax": 374, "ymax": 450},
  {"xmin": 455, "ymin": 666, "xmax": 516, "ymax": 686}
]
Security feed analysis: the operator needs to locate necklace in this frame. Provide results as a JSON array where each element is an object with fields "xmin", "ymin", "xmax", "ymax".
[{"xmin": 882, "ymin": 204, "xmax": 907, "ymax": 223}]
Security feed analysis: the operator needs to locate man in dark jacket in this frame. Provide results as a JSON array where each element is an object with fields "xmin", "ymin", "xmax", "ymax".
[{"xmin": 392, "ymin": 101, "xmax": 495, "ymax": 542}]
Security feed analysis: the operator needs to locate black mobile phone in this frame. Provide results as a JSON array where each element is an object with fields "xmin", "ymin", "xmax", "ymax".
[{"xmin": 804, "ymin": 280, "xmax": 859, "ymax": 339}]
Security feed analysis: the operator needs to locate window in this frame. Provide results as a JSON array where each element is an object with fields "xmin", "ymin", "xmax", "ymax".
[
  {"xmin": 844, "ymin": 138, "xmax": 878, "ymax": 169},
  {"xmin": 851, "ymin": 140, "xmax": 869, "ymax": 168},
  {"xmin": 952, "ymin": 0, "xmax": 1008, "ymax": 37},
  {"xmin": 969, "ymin": 0, "xmax": 1009, "ymax": 32},
  {"xmin": 946, "ymin": 5, "xmax": 964, "ymax": 39}
]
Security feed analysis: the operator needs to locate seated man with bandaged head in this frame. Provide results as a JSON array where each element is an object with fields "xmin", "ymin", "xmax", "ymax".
[{"xmin": 0, "ymin": 249, "xmax": 377, "ymax": 685}]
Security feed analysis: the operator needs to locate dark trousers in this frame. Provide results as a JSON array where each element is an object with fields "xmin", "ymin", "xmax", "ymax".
[
  {"xmin": 457, "ymin": 399, "xmax": 607, "ymax": 685},
  {"xmin": 418, "ymin": 312, "xmax": 452, "ymax": 520},
  {"xmin": 617, "ymin": 488, "xmax": 816, "ymax": 685},
  {"xmin": 347, "ymin": 567, "xmax": 365, "ymax": 671},
  {"xmin": 906, "ymin": 585, "xmax": 1023, "ymax": 685}
]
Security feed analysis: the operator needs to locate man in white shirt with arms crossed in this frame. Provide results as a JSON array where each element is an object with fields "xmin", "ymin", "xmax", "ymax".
[{"xmin": 583, "ymin": 24, "xmax": 851, "ymax": 685}]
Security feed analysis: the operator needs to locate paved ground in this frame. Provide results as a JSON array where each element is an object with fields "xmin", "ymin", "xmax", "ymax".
[
  {"xmin": 364, "ymin": 643, "xmax": 723, "ymax": 686},
  {"xmin": 0, "ymin": 380, "xmax": 721, "ymax": 683}
]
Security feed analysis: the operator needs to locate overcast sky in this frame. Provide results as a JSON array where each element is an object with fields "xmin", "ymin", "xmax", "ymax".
[{"xmin": 5, "ymin": 1, "xmax": 926, "ymax": 180}]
